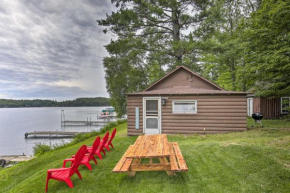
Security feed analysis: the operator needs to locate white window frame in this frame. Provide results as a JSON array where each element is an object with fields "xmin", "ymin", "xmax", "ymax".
[
  {"xmin": 281, "ymin": 97, "xmax": 290, "ymax": 114},
  {"xmin": 172, "ymin": 100, "xmax": 197, "ymax": 114}
]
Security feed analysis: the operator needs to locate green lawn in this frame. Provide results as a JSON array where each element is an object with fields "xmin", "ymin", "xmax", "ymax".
[
  {"xmin": 1, "ymin": 122, "xmax": 290, "ymax": 193},
  {"xmin": 247, "ymin": 117, "xmax": 290, "ymax": 129}
]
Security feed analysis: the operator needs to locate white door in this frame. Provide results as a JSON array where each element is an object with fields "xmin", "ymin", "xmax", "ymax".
[
  {"xmin": 143, "ymin": 97, "xmax": 161, "ymax": 134},
  {"xmin": 247, "ymin": 98, "xmax": 253, "ymax": 116}
]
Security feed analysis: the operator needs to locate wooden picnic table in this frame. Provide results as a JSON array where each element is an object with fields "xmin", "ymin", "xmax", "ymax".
[{"xmin": 113, "ymin": 134, "xmax": 188, "ymax": 176}]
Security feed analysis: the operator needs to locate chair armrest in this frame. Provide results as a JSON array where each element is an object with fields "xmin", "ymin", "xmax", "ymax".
[
  {"xmin": 47, "ymin": 168, "xmax": 70, "ymax": 173},
  {"xmin": 71, "ymin": 155, "xmax": 75, "ymax": 158},
  {"xmin": 63, "ymin": 158, "xmax": 75, "ymax": 168}
]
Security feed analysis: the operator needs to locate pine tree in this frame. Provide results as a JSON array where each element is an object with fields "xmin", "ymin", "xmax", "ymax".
[{"xmin": 99, "ymin": 0, "xmax": 208, "ymax": 115}]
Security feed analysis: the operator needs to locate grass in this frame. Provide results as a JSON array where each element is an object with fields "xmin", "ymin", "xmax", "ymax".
[
  {"xmin": 247, "ymin": 117, "xmax": 290, "ymax": 129},
  {"xmin": 0, "ymin": 121, "xmax": 290, "ymax": 193}
]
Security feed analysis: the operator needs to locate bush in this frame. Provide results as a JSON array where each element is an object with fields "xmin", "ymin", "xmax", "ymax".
[
  {"xmin": 71, "ymin": 131, "xmax": 99, "ymax": 144},
  {"xmin": 33, "ymin": 143, "xmax": 52, "ymax": 156},
  {"xmin": 282, "ymin": 107, "xmax": 290, "ymax": 121}
]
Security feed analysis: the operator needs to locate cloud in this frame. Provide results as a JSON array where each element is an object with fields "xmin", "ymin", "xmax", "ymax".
[
  {"xmin": 0, "ymin": 83, "xmax": 97, "ymax": 100},
  {"xmin": 0, "ymin": 0, "xmax": 115, "ymax": 100}
]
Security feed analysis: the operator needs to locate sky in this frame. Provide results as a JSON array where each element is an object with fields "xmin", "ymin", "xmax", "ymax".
[{"xmin": 0, "ymin": 0, "xmax": 116, "ymax": 101}]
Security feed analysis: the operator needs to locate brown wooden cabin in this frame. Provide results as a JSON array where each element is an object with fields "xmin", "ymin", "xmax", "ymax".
[
  {"xmin": 126, "ymin": 66, "xmax": 248, "ymax": 135},
  {"xmin": 247, "ymin": 95, "xmax": 290, "ymax": 119}
]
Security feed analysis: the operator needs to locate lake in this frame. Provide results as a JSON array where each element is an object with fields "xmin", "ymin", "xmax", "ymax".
[{"xmin": 0, "ymin": 107, "xmax": 108, "ymax": 156}]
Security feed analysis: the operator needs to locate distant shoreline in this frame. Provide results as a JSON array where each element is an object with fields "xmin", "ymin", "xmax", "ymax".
[
  {"xmin": 0, "ymin": 106, "xmax": 111, "ymax": 109},
  {"xmin": 0, "ymin": 97, "xmax": 111, "ymax": 108}
]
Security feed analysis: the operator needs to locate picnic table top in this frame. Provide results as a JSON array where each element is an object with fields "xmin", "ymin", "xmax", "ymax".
[{"xmin": 125, "ymin": 134, "xmax": 171, "ymax": 158}]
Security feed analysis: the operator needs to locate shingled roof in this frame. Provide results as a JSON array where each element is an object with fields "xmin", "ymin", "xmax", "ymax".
[{"xmin": 128, "ymin": 86, "xmax": 247, "ymax": 95}]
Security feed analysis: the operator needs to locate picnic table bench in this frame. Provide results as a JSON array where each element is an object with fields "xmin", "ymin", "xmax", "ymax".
[{"xmin": 112, "ymin": 134, "xmax": 188, "ymax": 176}]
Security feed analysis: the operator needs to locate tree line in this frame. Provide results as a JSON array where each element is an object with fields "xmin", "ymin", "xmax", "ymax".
[
  {"xmin": 0, "ymin": 97, "xmax": 111, "ymax": 108},
  {"xmin": 99, "ymin": 0, "xmax": 290, "ymax": 116}
]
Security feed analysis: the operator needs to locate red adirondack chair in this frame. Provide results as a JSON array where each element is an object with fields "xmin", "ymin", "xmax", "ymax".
[
  {"xmin": 104, "ymin": 128, "xmax": 116, "ymax": 152},
  {"xmin": 63, "ymin": 137, "xmax": 100, "ymax": 171},
  {"xmin": 87, "ymin": 132, "xmax": 109, "ymax": 160},
  {"xmin": 45, "ymin": 145, "xmax": 87, "ymax": 192}
]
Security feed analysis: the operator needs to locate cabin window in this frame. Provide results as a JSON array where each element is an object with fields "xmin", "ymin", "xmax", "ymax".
[
  {"xmin": 281, "ymin": 97, "xmax": 290, "ymax": 114},
  {"xmin": 172, "ymin": 100, "xmax": 197, "ymax": 114}
]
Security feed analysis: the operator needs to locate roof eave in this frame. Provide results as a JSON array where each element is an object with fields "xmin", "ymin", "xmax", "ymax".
[{"xmin": 127, "ymin": 92, "xmax": 249, "ymax": 96}]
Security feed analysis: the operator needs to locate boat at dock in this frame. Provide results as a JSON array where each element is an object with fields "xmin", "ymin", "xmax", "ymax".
[
  {"xmin": 98, "ymin": 107, "xmax": 117, "ymax": 119},
  {"xmin": 60, "ymin": 109, "xmax": 112, "ymax": 126}
]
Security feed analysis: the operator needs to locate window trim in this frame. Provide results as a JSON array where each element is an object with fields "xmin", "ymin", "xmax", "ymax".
[
  {"xmin": 281, "ymin": 97, "xmax": 290, "ymax": 114},
  {"xmin": 172, "ymin": 100, "xmax": 197, "ymax": 114}
]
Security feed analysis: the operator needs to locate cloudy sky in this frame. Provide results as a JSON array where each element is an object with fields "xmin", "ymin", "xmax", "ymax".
[{"xmin": 0, "ymin": 0, "xmax": 116, "ymax": 100}]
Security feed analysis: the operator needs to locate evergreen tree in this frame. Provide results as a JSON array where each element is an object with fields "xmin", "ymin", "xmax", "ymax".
[
  {"xmin": 98, "ymin": 0, "xmax": 288, "ymax": 116},
  {"xmin": 244, "ymin": 0, "xmax": 290, "ymax": 97},
  {"xmin": 196, "ymin": 0, "xmax": 259, "ymax": 91},
  {"xmin": 99, "ymin": 0, "xmax": 208, "ymax": 115}
]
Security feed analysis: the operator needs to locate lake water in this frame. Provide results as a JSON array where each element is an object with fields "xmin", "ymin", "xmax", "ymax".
[{"xmin": 0, "ymin": 107, "xmax": 108, "ymax": 156}]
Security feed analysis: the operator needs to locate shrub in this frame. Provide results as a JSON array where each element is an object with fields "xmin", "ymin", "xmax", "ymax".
[
  {"xmin": 33, "ymin": 143, "xmax": 52, "ymax": 156},
  {"xmin": 282, "ymin": 107, "xmax": 290, "ymax": 121}
]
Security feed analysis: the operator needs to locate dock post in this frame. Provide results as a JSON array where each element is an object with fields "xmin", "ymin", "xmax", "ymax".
[
  {"xmin": 64, "ymin": 111, "xmax": 65, "ymax": 126},
  {"xmin": 61, "ymin": 110, "xmax": 65, "ymax": 127},
  {"xmin": 61, "ymin": 110, "xmax": 62, "ymax": 126}
]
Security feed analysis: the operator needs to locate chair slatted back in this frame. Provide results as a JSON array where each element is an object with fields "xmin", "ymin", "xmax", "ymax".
[
  {"xmin": 70, "ymin": 145, "xmax": 87, "ymax": 176},
  {"xmin": 100, "ymin": 132, "xmax": 109, "ymax": 149},
  {"xmin": 89, "ymin": 137, "xmax": 100, "ymax": 159},
  {"xmin": 107, "ymin": 128, "xmax": 116, "ymax": 144}
]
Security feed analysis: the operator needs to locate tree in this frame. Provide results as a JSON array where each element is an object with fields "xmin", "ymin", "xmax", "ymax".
[
  {"xmin": 103, "ymin": 53, "xmax": 148, "ymax": 116},
  {"xmin": 99, "ymin": 0, "xmax": 209, "ymax": 65},
  {"xmin": 244, "ymin": 0, "xmax": 290, "ymax": 97},
  {"xmin": 196, "ymin": 0, "xmax": 260, "ymax": 91},
  {"xmin": 99, "ymin": 0, "xmax": 208, "ymax": 115}
]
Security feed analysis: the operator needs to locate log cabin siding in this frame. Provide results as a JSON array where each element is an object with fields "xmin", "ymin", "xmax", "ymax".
[{"xmin": 127, "ymin": 95, "xmax": 247, "ymax": 135}]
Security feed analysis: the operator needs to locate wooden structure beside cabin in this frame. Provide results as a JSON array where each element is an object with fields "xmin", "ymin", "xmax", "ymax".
[
  {"xmin": 247, "ymin": 95, "xmax": 290, "ymax": 119},
  {"xmin": 127, "ymin": 66, "xmax": 248, "ymax": 135}
]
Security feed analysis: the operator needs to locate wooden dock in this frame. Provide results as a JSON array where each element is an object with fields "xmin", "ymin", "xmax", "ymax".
[
  {"xmin": 24, "ymin": 131, "xmax": 89, "ymax": 138},
  {"xmin": 61, "ymin": 120, "xmax": 109, "ymax": 126}
]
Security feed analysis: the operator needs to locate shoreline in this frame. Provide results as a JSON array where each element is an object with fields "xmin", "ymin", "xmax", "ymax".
[
  {"xmin": 0, "ymin": 105, "xmax": 111, "ymax": 109},
  {"xmin": 0, "ymin": 155, "xmax": 34, "ymax": 162}
]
